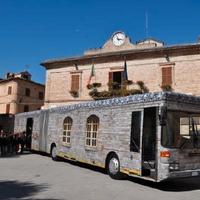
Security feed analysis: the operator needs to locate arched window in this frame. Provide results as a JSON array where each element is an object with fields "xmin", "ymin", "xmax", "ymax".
[
  {"xmin": 63, "ymin": 117, "xmax": 73, "ymax": 145},
  {"xmin": 86, "ymin": 115, "xmax": 99, "ymax": 147}
]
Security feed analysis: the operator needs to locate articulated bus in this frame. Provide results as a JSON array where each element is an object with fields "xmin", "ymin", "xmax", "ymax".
[{"xmin": 14, "ymin": 92, "xmax": 200, "ymax": 182}]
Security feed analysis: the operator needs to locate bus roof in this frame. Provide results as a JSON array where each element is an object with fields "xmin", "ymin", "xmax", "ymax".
[{"xmin": 16, "ymin": 92, "xmax": 200, "ymax": 117}]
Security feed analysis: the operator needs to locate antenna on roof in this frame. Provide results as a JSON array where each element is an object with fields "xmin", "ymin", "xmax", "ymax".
[
  {"xmin": 198, "ymin": 36, "xmax": 200, "ymax": 43},
  {"xmin": 145, "ymin": 12, "xmax": 149, "ymax": 38},
  {"xmin": 25, "ymin": 64, "xmax": 29, "ymax": 72}
]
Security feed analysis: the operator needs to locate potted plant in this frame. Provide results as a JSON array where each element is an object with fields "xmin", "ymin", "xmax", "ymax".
[
  {"xmin": 161, "ymin": 85, "xmax": 172, "ymax": 92},
  {"xmin": 69, "ymin": 90, "xmax": 79, "ymax": 98}
]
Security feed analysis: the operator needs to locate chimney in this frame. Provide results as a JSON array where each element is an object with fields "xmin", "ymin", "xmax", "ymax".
[{"xmin": 6, "ymin": 72, "xmax": 14, "ymax": 79}]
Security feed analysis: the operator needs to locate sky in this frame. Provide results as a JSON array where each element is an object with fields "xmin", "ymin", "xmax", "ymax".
[{"xmin": 0, "ymin": 0, "xmax": 200, "ymax": 84}]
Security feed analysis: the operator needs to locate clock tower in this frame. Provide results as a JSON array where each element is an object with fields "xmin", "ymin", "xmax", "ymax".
[
  {"xmin": 84, "ymin": 31, "xmax": 136, "ymax": 55},
  {"xmin": 112, "ymin": 31, "xmax": 126, "ymax": 46}
]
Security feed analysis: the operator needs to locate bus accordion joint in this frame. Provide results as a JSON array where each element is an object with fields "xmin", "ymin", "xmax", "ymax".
[{"xmin": 160, "ymin": 150, "xmax": 170, "ymax": 158}]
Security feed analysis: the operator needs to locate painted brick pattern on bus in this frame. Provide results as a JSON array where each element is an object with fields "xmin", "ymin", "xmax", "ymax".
[{"xmin": 14, "ymin": 92, "xmax": 200, "ymax": 181}]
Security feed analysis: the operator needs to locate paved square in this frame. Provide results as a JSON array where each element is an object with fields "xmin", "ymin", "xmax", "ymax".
[{"xmin": 1, "ymin": 153, "xmax": 200, "ymax": 200}]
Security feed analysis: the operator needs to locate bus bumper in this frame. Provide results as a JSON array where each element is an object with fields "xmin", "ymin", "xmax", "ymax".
[{"xmin": 168, "ymin": 169, "xmax": 200, "ymax": 179}]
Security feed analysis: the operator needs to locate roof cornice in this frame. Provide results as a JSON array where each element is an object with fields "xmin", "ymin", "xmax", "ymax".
[
  {"xmin": 0, "ymin": 77, "xmax": 45, "ymax": 87},
  {"xmin": 41, "ymin": 43, "xmax": 200, "ymax": 69}
]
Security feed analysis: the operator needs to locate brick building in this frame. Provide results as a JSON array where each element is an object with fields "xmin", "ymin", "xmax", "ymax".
[
  {"xmin": 41, "ymin": 31, "xmax": 200, "ymax": 109},
  {"xmin": 0, "ymin": 71, "xmax": 45, "ymax": 132}
]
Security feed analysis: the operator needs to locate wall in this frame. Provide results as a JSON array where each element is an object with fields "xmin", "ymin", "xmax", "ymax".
[
  {"xmin": 0, "ymin": 80, "xmax": 18, "ymax": 114},
  {"xmin": 0, "ymin": 79, "xmax": 45, "ymax": 114},
  {"xmin": 16, "ymin": 79, "xmax": 45, "ymax": 113},
  {"xmin": 0, "ymin": 114, "xmax": 14, "ymax": 132}
]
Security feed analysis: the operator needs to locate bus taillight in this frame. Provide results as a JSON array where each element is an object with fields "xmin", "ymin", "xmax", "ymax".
[{"xmin": 160, "ymin": 151, "xmax": 170, "ymax": 158}]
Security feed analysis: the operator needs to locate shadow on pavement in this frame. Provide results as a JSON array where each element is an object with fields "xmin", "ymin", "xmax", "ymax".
[
  {"xmin": 36, "ymin": 153, "xmax": 200, "ymax": 192},
  {"xmin": 128, "ymin": 176, "xmax": 200, "ymax": 192},
  {"xmin": 0, "ymin": 151, "xmax": 31, "ymax": 159},
  {"xmin": 60, "ymin": 156, "xmax": 200, "ymax": 192},
  {"xmin": 0, "ymin": 180, "xmax": 50, "ymax": 200}
]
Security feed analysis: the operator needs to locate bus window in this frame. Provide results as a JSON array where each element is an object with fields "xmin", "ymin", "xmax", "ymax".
[
  {"xmin": 85, "ymin": 115, "xmax": 99, "ymax": 148},
  {"xmin": 161, "ymin": 111, "xmax": 200, "ymax": 149},
  {"xmin": 130, "ymin": 111, "xmax": 141, "ymax": 152}
]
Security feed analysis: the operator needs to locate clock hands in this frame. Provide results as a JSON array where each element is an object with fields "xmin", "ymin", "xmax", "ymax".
[
  {"xmin": 117, "ymin": 37, "xmax": 123, "ymax": 41},
  {"xmin": 116, "ymin": 35, "xmax": 124, "ymax": 41}
]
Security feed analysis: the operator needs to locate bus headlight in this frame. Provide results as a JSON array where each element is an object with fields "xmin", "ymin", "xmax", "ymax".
[{"xmin": 169, "ymin": 163, "xmax": 179, "ymax": 171}]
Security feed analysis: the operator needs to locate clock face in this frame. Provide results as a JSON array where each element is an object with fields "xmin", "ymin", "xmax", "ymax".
[{"xmin": 112, "ymin": 32, "xmax": 126, "ymax": 46}]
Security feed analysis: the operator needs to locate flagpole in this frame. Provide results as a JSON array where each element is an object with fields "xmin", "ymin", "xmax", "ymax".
[
  {"xmin": 87, "ymin": 61, "xmax": 95, "ymax": 86},
  {"xmin": 124, "ymin": 57, "xmax": 128, "ymax": 81},
  {"xmin": 93, "ymin": 60, "xmax": 96, "ymax": 83},
  {"xmin": 145, "ymin": 11, "xmax": 149, "ymax": 38}
]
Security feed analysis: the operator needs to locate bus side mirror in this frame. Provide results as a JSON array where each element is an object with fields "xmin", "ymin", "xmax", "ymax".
[{"xmin": 159, "ymin": 106, "xmax": 167, "ymax": 126}]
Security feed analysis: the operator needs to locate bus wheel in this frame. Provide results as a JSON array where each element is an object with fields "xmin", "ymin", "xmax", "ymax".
[
  {"xmin": 51, "ymin": 145, "xmax": 58, "ymax": 161},
  {"xmin": 107, "ymin": 154, "xmax": 122, "ymax": 179}
]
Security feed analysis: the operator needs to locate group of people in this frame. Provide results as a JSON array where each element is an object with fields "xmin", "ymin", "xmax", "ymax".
[{"xmin": 0, "ymin": 131, "xmax": 27, "ymax": 156}]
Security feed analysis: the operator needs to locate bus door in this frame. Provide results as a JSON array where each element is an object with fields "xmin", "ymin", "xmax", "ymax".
[
  {"xmin": 142, "ymin": 107, "xmax": 157, "ymax": 178},
  {"xmin": 130, "ymin": 110, "xmax": 143, "ymax": 176},
  {"xmin": 39, "ymin": 110, "xmax": 49, "ymax": 152}
]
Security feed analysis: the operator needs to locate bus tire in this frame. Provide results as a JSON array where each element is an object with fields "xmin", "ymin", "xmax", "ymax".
[
  {"xmin": 51, "ymin": 144, "xmax": 58, "ymax": 161},
  {"xmin": 107, "ymin": 154, "xmax": 123, "ymax": 179}
]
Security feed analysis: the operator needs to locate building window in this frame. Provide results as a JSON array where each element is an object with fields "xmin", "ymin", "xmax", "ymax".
[
  {"xmin": 63, "ymin": 117, "xmax": 73, "ymax": 145},
  {"xmin": 109, "ymin": 71, "xmax": 124, "ymax": 90},
  {"xmin": 6, "ymin": 104, "xmax": 10, "ymax": 114},
  {"xmin": 24, "ymin": 105, "xmax": 29, "ymax": 112},
  {"xmin": 8, "ymin": 86, "xmax": 12, "ymax": 95},
  {"xmin": 25, "ymin": 88, "xmax": 31, "ymax": 97},
  {"xmin": 71, "ymin": 74, "xmax": 80, "ymax": 92},
  {"xmin": 39, "ymin": 92, "xmax": 44, "ymax": 100},
  {"xmin": 85, "ymin": 115, "xmax": 99, "ymax": 147},
  {"xmin": 162, "ymin": 67, "xmax": 172, "ymax": 86}
]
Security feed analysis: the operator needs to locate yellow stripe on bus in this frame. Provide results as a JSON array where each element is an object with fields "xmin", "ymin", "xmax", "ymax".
[
  {"xmin": 58, "ymin": 151, "xmax": 141, "ymax": 176},
  {"xmin": 57, "ymin": 151, "xmax": 105, "ymax": 168}
]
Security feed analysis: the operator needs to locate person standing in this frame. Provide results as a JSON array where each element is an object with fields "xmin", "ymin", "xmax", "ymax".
[
  {"xmin": 7, "ymin": 132, "xmax": 11, "ymax": 154},
  {"xmin": 13, "ymin": 133, "xmax": 19, "ymax": 154},
  {"xmin": 9, "ymin": 132, "xmax": 14, "ymax": 154},
  {"xmin": 0, "ymin": 131, "xmax": 3, "ymax": 156},
  {"xmin": 2, "ymin": 133, "xmax": 7, "ymax": 156},
  {"xmin": 19, "ymin": 132, "xmax": 25, "ymax": 154}
]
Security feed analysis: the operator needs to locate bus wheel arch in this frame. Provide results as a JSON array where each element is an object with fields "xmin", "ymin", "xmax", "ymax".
[
  {"xmin": 105, "ymin": 152, "xmax": 123, "ymax": 179},
  {"xmin": 50, "ymin": 143, "xmax": 58, "ymax": 161}
]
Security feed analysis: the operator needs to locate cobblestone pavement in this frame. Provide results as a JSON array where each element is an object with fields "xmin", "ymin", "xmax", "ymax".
[{"xmin": 1, "ymin": 153, "xmax": 200, "ymax": 200}]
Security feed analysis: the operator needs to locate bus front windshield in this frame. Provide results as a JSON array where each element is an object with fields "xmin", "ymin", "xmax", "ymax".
[{"xmin": 162, "ymin": 111, "xmax": 200, "ymax": 149}]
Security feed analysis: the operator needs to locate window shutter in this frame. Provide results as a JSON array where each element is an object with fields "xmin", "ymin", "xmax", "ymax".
[
  {"xmin": 121, "ymin": 71, "xmax": 125, "ymax": 81},
  {"xmin": 8, "ymin": 86, "xmax": 12, "ymax": 95},
  {"xmin": 6, "ymin": 104, "xmax": 10, "ymax": 114},
  {"xmin": 25, "ymin": 88, "xmax": 31, "ymax": 97},
  {"xmin": 108, "ymin": 72, "xmax": 113, "ymax": 90},
  {"xmin": 121, "ymin": 71, "xmax": 126, "ymax": 89},
  {"xmin": 162, "ymin": 67, "xmax": 172, "ymax": 86},
  {"xmin": 38, "ymin": 92, "xmax": 44, "ymax": 100},
  {"xmin": 109, "ymin": 72, "xmax": 113, "ymax": 82},
  {"xmin": 71, "ymin": 75, "xmax": 80, "ymax": 91},
  {"xmin": 24, "ymin": 105, "xmax": 29, "ymax": 112}
]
